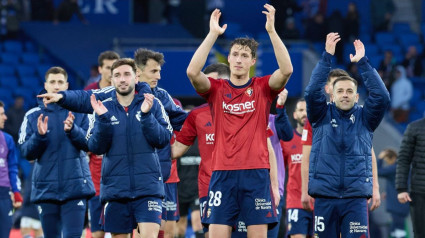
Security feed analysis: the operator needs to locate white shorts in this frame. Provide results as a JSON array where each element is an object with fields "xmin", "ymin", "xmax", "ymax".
[{"xmin": 20, "ymin": 216, "xmax": 42, "ymax": 229}]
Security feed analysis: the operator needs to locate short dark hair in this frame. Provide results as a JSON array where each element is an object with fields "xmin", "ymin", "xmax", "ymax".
[
  {"xmin": 204, "ymin": 63, "xmax": 230, "ymax": 78},
  {"xmin": 382, "ymin": 148, "xmax": 397, "ymax": 159},
  {"xmin": 0, "ymin": 101, "xmax": 4, "ymax": 108},
  {"xmin": 332, "ymin": 75, "xmax": 358, "ymax": 89},
  {"xmin": 134, "ymin": 48, "xmax": 165, "ymax": 70},
  {"xmin": 327, "ymin": 69, "xmax": 349, "ymax": 83},
  {"xmin": 229, "ymin": 37, "xmax": 259, "ymax": 58},
  {"xmin": 111, "ymin": 58, "xmax": 137, "ymax": 74},
  {"xmin": 296, "ymin": 97, "xmax": 306, "ymax": 105},
  {"xmin": 98, "ymin": 51, "xmax": 120, "ymax": 67},
  {"xmin": 45, "ymin": 67, "xmax": 68, "ymax": 81}
]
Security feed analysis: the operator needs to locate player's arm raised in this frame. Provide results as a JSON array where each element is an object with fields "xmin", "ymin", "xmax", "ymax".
[
  {"xmin": 187, "ymin": 9, "xmax": 227, "ymax": 93},
  {"xmin": 264, "ymin": 4, "xmax": 293, "ymax": 90}
]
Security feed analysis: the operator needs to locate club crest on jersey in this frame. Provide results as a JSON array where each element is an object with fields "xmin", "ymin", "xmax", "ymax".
[{"xmin": 245, "ymin": 87, "xmax": 253, "ymax": 96}]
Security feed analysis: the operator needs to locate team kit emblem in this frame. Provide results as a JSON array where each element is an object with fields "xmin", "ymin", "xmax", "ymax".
[{"xmin": 245, "ymin": 87, "xmax": 253, "ymax": 96}]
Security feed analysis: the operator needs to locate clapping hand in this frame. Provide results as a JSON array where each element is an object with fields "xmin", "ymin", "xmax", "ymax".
[
  {"xmin": 63, "ymin": 111, "xmax": 75, "ymax": 132},
  {"xmin": 325, "ymin": 32, "xmax": 341, "ymax": 56},
  {"xmin": 90, "ymin": 94, "xmax": 108, "ymax": 116},
  {"xmin": 350, "ymin": 39, "xmax": 365, "ymax": 63},
  {"xmin": 37, "ymin": 114, "xmax": 48, "ymax": 135},
  {"xmin": 141, "ymin": 93, "xmax": 155, "ymax": 113}
]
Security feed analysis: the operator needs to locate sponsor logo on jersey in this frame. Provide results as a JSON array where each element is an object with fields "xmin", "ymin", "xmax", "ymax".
[
  {"xmin": 291, "ymin": 154, "xmax": 302, "ymax": 163},
  {"xmin": 206, "ymin": 134, "xmax": 214, "ymax": 144},
  {"xmin": 222, "ymin": 100, "xmax": 256, "ymax": 114},
  {"xmin": 205, "ymin": 121, "xmax": 212, "ymax": 127},
  {"xmin": 225, "ymin": 93, "xmax": 232, "ymax": 99}
]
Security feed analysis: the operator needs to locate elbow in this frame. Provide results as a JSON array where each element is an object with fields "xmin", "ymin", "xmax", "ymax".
[
  {"xmin": 186, "ymin": 67, "xmax": 198, "ymax": 80},
  {"xmin": 283, "ymin": 66, "xmax": 293, "ymax": 79}
]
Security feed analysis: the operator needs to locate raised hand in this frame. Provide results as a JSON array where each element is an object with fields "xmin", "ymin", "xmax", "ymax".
[
  {"xmin": 209, "ymin": 9, "xmax": 227, "ymax": 35},
  {"xmin": 37, "ymin": 93, "xmax": 63, "ymax": 107},
  {"xmin": 262, "ymin": 4, "xmax": 276, "ymax": 33},
  {"xmin": 277, "ymin": 89, "xmax": 288, "ymax": 106},
  {"xmin": 37, "ymin": 114, "xmax": 48, "ymax": 135},
  {"xmin": 141, "ymin": 93, "xmax": 154, "ymax": 113},
  {"xmin": 90, "ymin": 94, "xmax": 108, "ymax": 116},
  {"xmin": 349, "ymin": 39, "xmax": 365, "ymax": 63},
  {"xmin": 63, "ymin": 111, "xmax": 75, "ymax": 132},
  {"xmin": 325, "ymin": 32, "xmax": 341, "ymax": 56}
]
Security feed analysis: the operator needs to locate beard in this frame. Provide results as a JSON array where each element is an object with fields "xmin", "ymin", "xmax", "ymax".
[
  {"xmin": 116, "ymin": 84, "xmax": 134, "ymax": 96},
  {"xmin": 297, "ymin": 117, "xmax": 306, "ymax": 127}
]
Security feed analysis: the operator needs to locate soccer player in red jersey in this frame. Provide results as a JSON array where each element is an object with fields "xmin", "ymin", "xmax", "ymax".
[
  {"xmin": 173, "ymin": 63, "xmax": 228, "ymax": 238},
  {"xmin": 84, "ymin": 51, "xmax": 120, "ymax": 91},
  {"xmin": 276, "ymin": 92, "xmax": 314, "ymax": 237},
  {"xmin": 186, "ymin": 4, "xmax": 293, "ymax": 237}
]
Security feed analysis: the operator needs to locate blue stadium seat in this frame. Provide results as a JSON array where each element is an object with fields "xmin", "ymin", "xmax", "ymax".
[
  {"xmin": 289, "ymin": 42, "xmax": 309, "ymax": 51},
  {"xmin": 368, "ymin": 55, "xmax": 383, "ymax": 68},
  {"xmin": 36, "ymin": 64, "xmax": 51, "ymax": 78},
  {"xmin": 0, "ymin": 64, "xmax": 16, "ymax": 76},
  {"xmin": 375, "ymin": 32, "xmax": 396, "ymax": 45},
  {"xmin": 20, "ymin": 76, "xmax": 42, "ymax": 90},
  {"xmin": 1, "ymin": 53, "xmax": 19, "ymax": 64},
  {"xmin": 410, "ymin": 88, "xmax": 423, "ymax": 105},
  {"xmin": 392, "ymin": 22, "xmax": 411, "ymax": 34},
  {"xmin": 13, "ymin": 87, "xmax": 36, "ymax": 106},
  {"xmin": 21, "ymin": 53, "xmax": 41, "ymax": 64},
  {"xmin": 0, "ymin": 88, "xmax": 13, "ymax": 107},
  {"xmin": 312, "ymin": 42, "xmax": 325, "ymax": 55},
  {"xmin": 397, "ymin": 33, "xmax": 420, "ymax": 49},
  {"xmin": 363, "ymin": 43, "xmax": 379, "ymax": 55},
  {"xmin": 3, "ymin": 40, "xmax": 23, "ymax": 53},
  {"xmin": 17, "ymin": 65, "xmax": 36, "ymax": 78},
  {"xmin": 415, "ymin": 101, "xmax": 425, "ymax": 115},
  {"xmin": 359, "ymin": 32, "xmax": 372, "ymax": 43},
  {"xmin": 379, "ymin": 44, "xmax": 402, "ymax": 55},
  {"xmin": 343, "ymin": 43, "xmax": 355, "ymax": 64},
  {"xmin": 0, "ymin": 76, "xmax": 19, "ymax": 89},
  {"xmin": 24, "ymin": 41, "xmax": 37, "ymax": 52}
]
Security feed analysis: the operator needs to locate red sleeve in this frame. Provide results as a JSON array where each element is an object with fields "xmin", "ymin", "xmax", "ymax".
[
  {"xmin": 84, "ymin": 82, "xmax": 99, "ymax": 91},
  {"xmin": 301, "ymin": 119, "xmax": 312, "ymax": 146},
  {"xmin": 173, "ymin": 98, "xmax": 183, "ymax": 107},
  {"xmin": 175, "ymin": 110, "xmax": 197, "ymax": 146},
  {"xmin": 258, "ymin": 75, "xmax": 284, "ymax": 102},
  {"xmin": 197, "ymin": 77, "xmax": 219, "ymax": 101},
  {"xmin": 266, "ymin": 127, "xmax": 274, "ymax": 137}
]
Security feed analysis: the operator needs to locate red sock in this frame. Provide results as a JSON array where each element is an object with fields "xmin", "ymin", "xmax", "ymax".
[{"xmin": 158, "ymin": 230, "xmax": 164, "ymax": 238}]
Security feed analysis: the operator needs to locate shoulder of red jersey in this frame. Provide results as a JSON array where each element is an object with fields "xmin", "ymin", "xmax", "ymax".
[{"xmin": 84, "ymin": 82, "xmax": 100, "ymax": 91}]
